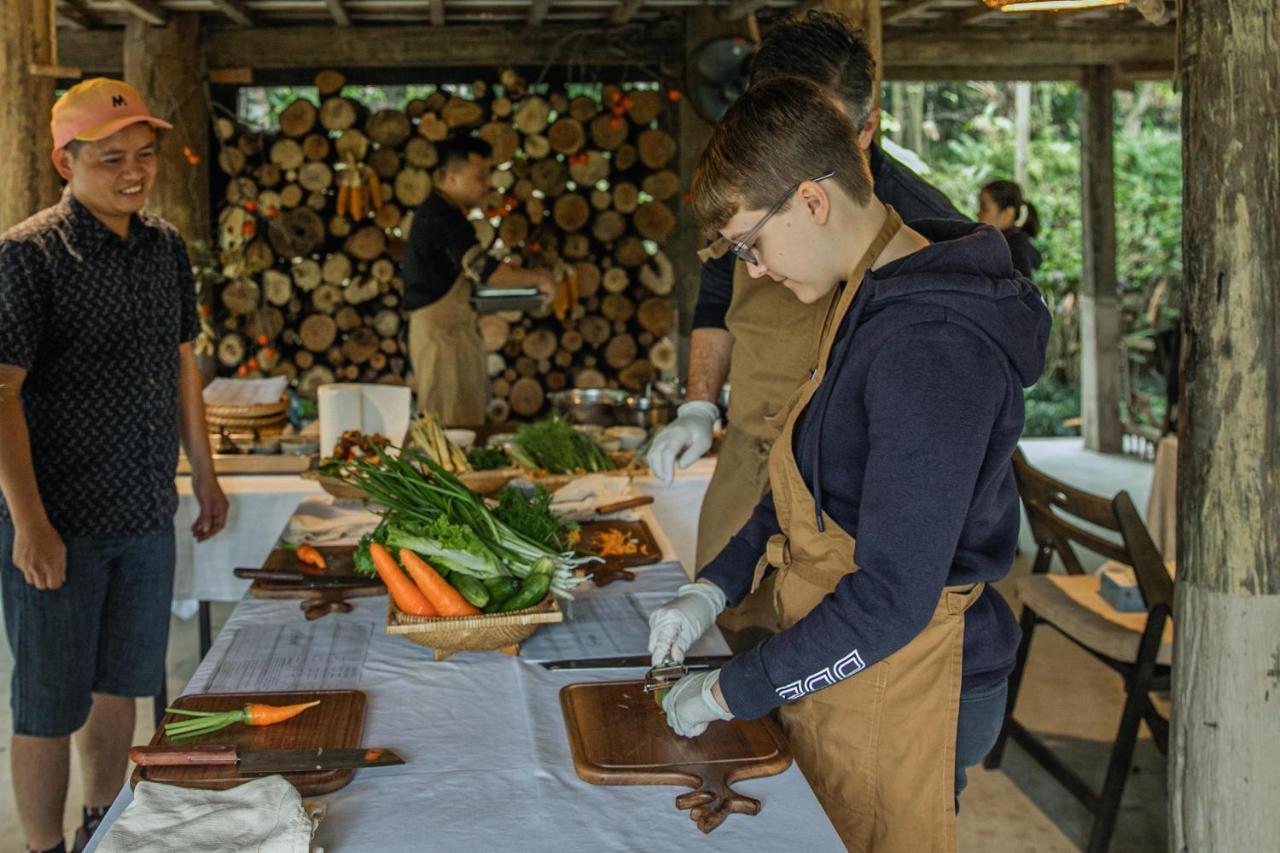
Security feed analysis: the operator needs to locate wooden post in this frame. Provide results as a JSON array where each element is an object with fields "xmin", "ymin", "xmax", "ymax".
[
  {"xmin": 1078, "ymin": 65, "xmax": 1122, "ymax": 453},
  {"xmin": 123, "ymin": 12, "xmax": 211, "ymax": 252},
  {"xmin": 1171, "ymin": 1, "xmax": 1280, "ymax": 849},
  {"xmin": 0, "ymin": 0, "xmax": 60, "ymax": 232}
]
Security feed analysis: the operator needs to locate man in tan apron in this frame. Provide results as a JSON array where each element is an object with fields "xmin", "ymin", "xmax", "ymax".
[
  {"xmin": 645, "ymin": 13, "xmax": 963, "ymax": 645},
  {"xmin": 402, "ymin": 135, "xmax": 554, "ymax": 425},
  {"xmin": 650, "ymin": 79, "xmax": 1048, "ymax": 850}
]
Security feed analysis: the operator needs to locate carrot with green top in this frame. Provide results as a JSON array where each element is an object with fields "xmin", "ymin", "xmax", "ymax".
[
  {"xmin": 399, "ymin": 549, "xmax": 480, "ymax": 617},
  {"xmin": 370, "ymin": 542, "xmax": 437, "ymax": 616},
  {"xmin": 163, "ymin": 700, "xmax": 321, "ymax": 741}
]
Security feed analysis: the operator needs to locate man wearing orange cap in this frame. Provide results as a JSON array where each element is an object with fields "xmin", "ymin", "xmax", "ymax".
[{"xmin": 0, "ymin": 79, "xmax": 227, "ymax": 853}]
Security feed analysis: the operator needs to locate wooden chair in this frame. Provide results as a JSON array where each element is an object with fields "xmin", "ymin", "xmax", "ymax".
[{"xmin": 984, "ymin": 447, "xmax": 1173, "ymax": 853}]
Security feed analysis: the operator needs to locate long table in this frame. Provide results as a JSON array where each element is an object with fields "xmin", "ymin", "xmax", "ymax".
[{"xmin": 89, "ymin": 475, "xmax": 843, "ymax": 851}]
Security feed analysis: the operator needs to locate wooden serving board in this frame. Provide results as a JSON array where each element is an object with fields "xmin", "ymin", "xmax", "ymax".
[
  {"xmin": 250, "ymin": 545, "xmax": 383, "ymax": 600},
  {"xmin": 132, "ymin": 690, "xmax": 366, "ymax": 796},
  {"xmin": 560, "ymin": 680, "xmax": 792, "ymax": 833},
  {"xmin": 578, "ymin": 514, "xmax": 665, "ymax": 581}
]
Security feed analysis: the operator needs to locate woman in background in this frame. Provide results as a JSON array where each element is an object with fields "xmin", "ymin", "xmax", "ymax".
[{"xmin": 978, "ymin": 179, "xmax": 1042, "ymax": 279}]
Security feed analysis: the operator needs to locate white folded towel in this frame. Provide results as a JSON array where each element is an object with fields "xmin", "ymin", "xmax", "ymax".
[{"xmin": 96, "ymin": 776, "xmax": 321, "ymax": 853}]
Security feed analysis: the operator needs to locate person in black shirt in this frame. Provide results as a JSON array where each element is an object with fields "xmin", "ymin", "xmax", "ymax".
[
  {"xmin": 978, "ymin": 179, "xmax": 1043, "ymax": 280},
  {"xmin": 402, "ymin": 135, "xmax": 555, "ymax": 424},
  {"xmin": 0, "ymin": 78, "xmax": 227, "ymax": 853}
]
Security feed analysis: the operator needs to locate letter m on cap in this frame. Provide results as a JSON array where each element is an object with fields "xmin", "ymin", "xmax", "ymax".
[{"xmin": 111, "ymin": 95, "xmax": 127, "ymax": 107}]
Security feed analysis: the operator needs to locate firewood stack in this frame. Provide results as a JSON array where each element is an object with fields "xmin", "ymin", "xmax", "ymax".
[{"xmin": 209, "ymin": 69, "xmax": 681, "ymax": 422}]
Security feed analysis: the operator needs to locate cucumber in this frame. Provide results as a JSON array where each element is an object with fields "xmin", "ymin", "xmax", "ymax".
[
  {"xmin": 449, "ymin": 574, "xmax": 490, "ymax": 609},
  {"xmin": 529, "ymin": 556, "xmax": 556, "ymax": 577},
  {"xmin": 496, "ymin": 573, "xmax": 551, "ymax": 612},
  {"xmin": 482, "ymin": 575, "xmax": 520, "ymax": 605}
]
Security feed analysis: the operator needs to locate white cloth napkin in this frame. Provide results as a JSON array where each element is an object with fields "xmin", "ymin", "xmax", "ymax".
[
  {"xmin": 550, "ymin": 474, "xmax": 635, "ymax": 522},
  {"xmin": 95, "ymin": 776, "xmax": 321, "ymax": 853},
  {"xmin": 284, "ymin": 497, "xmax": 381, "ymax": 545}
]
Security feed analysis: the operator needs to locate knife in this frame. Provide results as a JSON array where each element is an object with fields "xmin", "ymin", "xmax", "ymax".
[
  {"xmin": 540, "ymin": 654, "xmax": 731, "ymax": 671},
  {"xmin": 234, "ymin": 568, "xmax": 376, "ymax": 587},
  {"xmin": 129, "ymin": 745, "xmax": 405, "ymax": 774}
]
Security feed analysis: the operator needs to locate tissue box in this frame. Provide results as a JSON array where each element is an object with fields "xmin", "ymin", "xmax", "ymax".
[{"xmin": 1098, "ymin": 565, "xmax": 1146, "ymax": 612}]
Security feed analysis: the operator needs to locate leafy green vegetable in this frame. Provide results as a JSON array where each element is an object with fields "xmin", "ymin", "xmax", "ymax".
[
  {"xmin": 383, "ymin": 516, "xmax": 505, "ymax": 579},
  {"xmin": 493, "ymin": 486, "xmax": 577, "ymax": 551},
  {"xmin": 513, "ymin": 415, "xmax": 614, "ymax": 474},
  {"xmin": 466, "ymin": 445, "xmax": 511, "ymax": 471}
]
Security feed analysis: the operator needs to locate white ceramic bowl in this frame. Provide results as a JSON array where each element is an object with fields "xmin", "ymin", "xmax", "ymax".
[
  {"xmin": 605, "ymin": 425, "xmax": 647, "ymax": 451},
  {"xmin": 445, "ymin": 428, "xmax": 477, "ymax": 449}
]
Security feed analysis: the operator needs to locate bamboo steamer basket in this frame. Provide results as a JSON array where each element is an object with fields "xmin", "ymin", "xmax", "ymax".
[{"xmin": 386, "ymin": 593, "xmax": 562, "ymax": 660}]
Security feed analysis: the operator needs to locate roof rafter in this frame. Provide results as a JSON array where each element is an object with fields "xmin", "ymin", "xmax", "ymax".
[
  {"xmin": 210, "ymin": 0, "xmax": 254, "ymax": 27},
  {"xmin": 116, "ymin": 0, "xmax": 167, "ymax": 26}
]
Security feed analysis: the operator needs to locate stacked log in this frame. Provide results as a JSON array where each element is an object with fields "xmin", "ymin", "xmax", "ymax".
[{"xmin": 209, "ymin": 72, "xmax": 680, "ymax": 413}]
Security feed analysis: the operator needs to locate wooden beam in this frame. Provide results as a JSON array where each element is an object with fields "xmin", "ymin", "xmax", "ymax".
[
  {"xmin": 1078, "ymin": 64, "xmax": 1122, "ymax": 453},
  {"xmin": 206, "ymin": 24, "xmax": 684, "ymax": 69},
  {"xmin": 210, "ymin": 0, "xmax": 254, "ymax": 27},
  {"xmin": 57, "ymin": 6, "xmax": 91, "ymax": 30},
  {"xmin": 429, "ymin": 0, "xmax": 444, "ymax": 26},
  {"xmin": 611, "ymin": 0, "xmax": 646, "ymax": 24},
  {"xmin": 528, "ymin": 0, "xmax": 551, "ymax": 26},
  {"xmin": 322, "ymin": 0, "xmax": 351, "ymax": 27},
  {"xmin": 941, "ymin": 2, "xmax": 1001, "ymax": 27},
  {"xmin": 883, "ymin": 0, "xmax": 941, "ymax": 24},
  {"xmin": 1173, "ymin": 2, "xmax": 1280, "ymax": 851},
  {"xmin": 721, "ymin": 0, "xmax": 773, "ymax": 21},
  {"xmin": 117, "ymin": 0, "xmax": 167, "ymax": 26},
  {"xmin": 882, "ymin": 24, "xmax": 1174, "ymax": 68}
]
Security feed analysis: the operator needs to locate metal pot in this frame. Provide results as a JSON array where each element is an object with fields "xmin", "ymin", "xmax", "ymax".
[
  {"xmin": 613, "ymin": 394, "xmax": 679, "ymax": 429},
  {"xmin": 547, "ymin": 388, "xmax": 628, "ymax": 426}
]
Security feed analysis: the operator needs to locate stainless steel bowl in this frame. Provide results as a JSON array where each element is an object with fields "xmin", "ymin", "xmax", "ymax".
[
  {"xmin": 613, "ymin": 394, "xmax": 679, "ymax": 429},
  {"xmin": 547, "ymin": 388, "xmax": 628, "ymax": 426}
]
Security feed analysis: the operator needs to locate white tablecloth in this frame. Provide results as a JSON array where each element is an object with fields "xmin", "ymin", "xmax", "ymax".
[
  {"xmin": 173, "ymin": 476, "xmax": 325, "ymax": 603},
  {"xmin": 90, "ymin": 462, "xmax": 845, "ymax": 852}
]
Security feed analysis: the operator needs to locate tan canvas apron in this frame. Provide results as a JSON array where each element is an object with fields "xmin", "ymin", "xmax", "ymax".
[
  {"xmin": 747, "ymin": 207, "xmax": 983, "ymax": 851},
  {"xmin": 695, "ymin": 247, "xmax": 835, "ymax": 636},
  {"xmin": 407, "ymin": 270, "xmax": 486, "ymax": 426}
]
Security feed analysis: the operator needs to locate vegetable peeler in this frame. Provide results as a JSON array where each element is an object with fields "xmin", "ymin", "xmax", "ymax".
[{"xmin": 644, "ymin": 658, "xmax": 693, "ymax": 694}]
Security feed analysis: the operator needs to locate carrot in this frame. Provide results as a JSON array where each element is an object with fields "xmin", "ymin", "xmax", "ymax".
[
  {"xmin": 296, "ymin": 544, "xmax": 326, "ymax": 570},
  {"xmin": 245, "ymin": 699, "xmax": 321, "ymax": 726},
  {"xmin": 370, "ymin": 541, "xmax": 437, "ymax": 617},
  {"xmin": 163, "ymin": 700, "xmax": 321, "ymax": 740},
  {"xmin": 399, "ymin": 548, "xmax": 480, "ymax": 617}
]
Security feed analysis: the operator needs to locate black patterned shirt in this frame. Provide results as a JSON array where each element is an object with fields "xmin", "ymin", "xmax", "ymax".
[{"xmin": 0, "ymin": 191, "xmax": 199, "ymax": 536}]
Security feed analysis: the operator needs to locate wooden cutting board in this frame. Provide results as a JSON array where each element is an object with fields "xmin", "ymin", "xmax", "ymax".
[
  {"xmin": 575, "ymin": 521, "xmax": 663, "ymax": 585},
  {"xmin": 250, "ymin": 545, "xmax": 383, "ymax": 600},
  {"xmin": 132, "ymin": 690, "xmax": 366, "ymax": 796},
  {"xmin": 560, "ymin": 680, "xmax": 792, "ymax": 833}
]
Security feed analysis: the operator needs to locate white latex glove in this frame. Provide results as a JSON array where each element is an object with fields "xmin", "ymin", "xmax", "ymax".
[
  {"xmin": 662, "ymin": 669, "xmax": 734, "ymax": 738},
  {"xmin": 648, "ymin": 581, "xmax": 727, "ymax": 666},
  {"xmin": 645, "ymin": 401, "xmax": 719, "ymax": 485}
]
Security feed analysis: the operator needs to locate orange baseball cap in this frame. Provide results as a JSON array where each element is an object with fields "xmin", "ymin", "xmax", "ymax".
[{"xmin": 50, "ymin": 78, "xmax": 172, "ymax": 163}]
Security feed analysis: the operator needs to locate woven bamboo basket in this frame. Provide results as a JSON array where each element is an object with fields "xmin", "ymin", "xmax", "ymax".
[
  {"xmin": 300, "ymin": 470, "xmax": 370, "ymax": 502},
  {"xmin": 456, "ymin": 466, "xmax": 521, "ymax": 496},
  {"xmin": 205, "ymin": 397, "xmax": 289, "ymax": 420},
  {"xmin": 386, "ymin": 593, "xmax": 562, "ymax": 660}
]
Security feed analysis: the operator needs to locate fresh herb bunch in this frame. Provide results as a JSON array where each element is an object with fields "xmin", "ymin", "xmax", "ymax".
[
  {"xmin": 493, "ymin": 485, "xmax": 578, "ymax": 551},
  {"xmin": 466, "ymin": 445, "xmax": 511, "ymax": 471},
  {"xmin": 510, "ymin": 415, "xmax": 615, "ymax": 474},
  {"xmin": 348, "ymin": 447, "xmax": 593, "ymax": 597}
]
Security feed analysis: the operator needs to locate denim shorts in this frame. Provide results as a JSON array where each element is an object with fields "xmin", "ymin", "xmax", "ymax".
[{"xmin": 1, "ymin": 522, "xmax": 175, "ymax": 737}]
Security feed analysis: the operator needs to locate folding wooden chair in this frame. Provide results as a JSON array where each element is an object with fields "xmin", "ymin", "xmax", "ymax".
[{"xmin": 984, "ymin": 448, "xmax": 1174, "ymax": 853}]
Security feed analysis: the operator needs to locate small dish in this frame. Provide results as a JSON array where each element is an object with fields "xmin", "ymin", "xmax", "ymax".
[
  {"xmin": 604, "ymin": 426, "xmax": 647, "ymax": 451},
  {"xmin": 445, "ymin": 429, "xmax": 477, "ymax": 449}
]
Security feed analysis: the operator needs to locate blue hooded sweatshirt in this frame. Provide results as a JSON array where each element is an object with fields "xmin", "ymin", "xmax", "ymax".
[{"xmin": 700, "ymin": 219, "xmax": 1052, "ymax": 720}]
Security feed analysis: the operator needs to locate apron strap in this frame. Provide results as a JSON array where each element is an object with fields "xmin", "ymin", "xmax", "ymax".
[{"xmin": 814, "ymin": 205, "xmax": 903, "ymax": 381}]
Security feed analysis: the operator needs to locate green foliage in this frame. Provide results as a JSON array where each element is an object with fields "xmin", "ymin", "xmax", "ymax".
[{"xmin": 884, "ymin": 81, "xmax": 1182, "ymax": 436}]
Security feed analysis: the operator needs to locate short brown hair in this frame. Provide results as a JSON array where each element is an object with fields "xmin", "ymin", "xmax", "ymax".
[
  {"xmin": 692, "ymin": 76, "xmax": 873, "ymax": 235},
  {"xmin": 749, "ymin": 10, "xmax": 878, "ymax": 128}
]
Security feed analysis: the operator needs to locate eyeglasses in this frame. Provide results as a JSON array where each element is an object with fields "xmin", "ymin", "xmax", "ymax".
[{"xmin": 726, "ymin": 169, "xmax": 836, "ymax": 266}]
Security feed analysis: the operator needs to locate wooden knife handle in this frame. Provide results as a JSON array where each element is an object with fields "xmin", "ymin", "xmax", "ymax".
[
  {"xmin": 129, "ymin": 745, "xmax": 239, "ymax": 766},
  {"xmin": 594, "ymin": 495, "xmax": 654, "ymax": 515}
]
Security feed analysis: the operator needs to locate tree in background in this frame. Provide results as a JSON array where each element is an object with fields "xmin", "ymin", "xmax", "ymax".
[{"xmin": 882, "ymin": 81, "xmax": 1182, "ymax": 436}]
